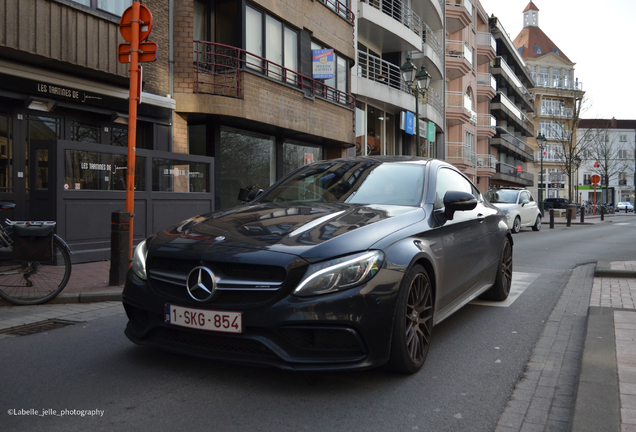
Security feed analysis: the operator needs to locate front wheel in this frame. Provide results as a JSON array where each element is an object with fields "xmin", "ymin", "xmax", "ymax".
[
  {"xmin": 512, "ymin": 216, "xmax": 521, "ymax": 234},
  {"xmin": 532, "ymin": 215, "xmax": 541, "ymax": 231},
  {"xmin": 0, "ymin": 236, "xmax": 72, "ymax": 305},
  {"xmin": 387, "ymin": 265, "xmax": 434, "ymax": 374}
]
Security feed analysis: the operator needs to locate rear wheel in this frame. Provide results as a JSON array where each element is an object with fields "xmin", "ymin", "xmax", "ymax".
[
  {"xmin": 0, "ymin": 236, "xmax": 72, "ymax": 305},
  {"xmin": 387, "ymin": 265, "xmax": 434, "ymax": 374},
  {"xmin": 480, "ymin": 237, "xmax": 513, "ymax": 301}
]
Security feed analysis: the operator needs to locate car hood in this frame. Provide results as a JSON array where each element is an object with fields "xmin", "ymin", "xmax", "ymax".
[{"xmin": 148, "ymin": 202, "xmax": 424, "ymax": 263}]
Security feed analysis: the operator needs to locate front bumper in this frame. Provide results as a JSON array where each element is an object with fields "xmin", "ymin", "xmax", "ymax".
[{"xmin": 122, "ymin": 268, "xmax": 403, "ymax": 371}]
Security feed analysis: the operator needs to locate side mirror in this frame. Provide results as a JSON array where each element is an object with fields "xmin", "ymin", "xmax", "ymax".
[
  {"xmin": 443, "ymin": 191, "xmax": 477, "ymax": 220},
  {"xmin": 237, "ymin": 185, "xmax": 264, "ymax": 203}
]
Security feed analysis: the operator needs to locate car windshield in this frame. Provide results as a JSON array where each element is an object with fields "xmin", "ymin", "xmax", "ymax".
[
  {"xmin": 485, "ymin": 190, "xmax": 519, "ymax": 204},
  {"xmin": 259, "ymin": 161, "xmax": 425, "ymax": 206}
]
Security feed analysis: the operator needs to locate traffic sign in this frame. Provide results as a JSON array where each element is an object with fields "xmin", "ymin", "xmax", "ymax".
[
  {"xmin": 119, "ymin": 3, "xmax": 153, "ymax": 42},
  {"xmin": 118, "ymin": 42, "xmax": 158, "ymax": 63},
  {"xmin": 590, "ymin": 174, "xmax": 601, "ymax": 185}
]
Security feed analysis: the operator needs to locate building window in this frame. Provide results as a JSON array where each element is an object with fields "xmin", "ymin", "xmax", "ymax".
[
  {"xmin": 311, "ymin": 41, "xmax": 349, "ymax": 93},
  {"xmin": 69, "ymin": 0, "xmax": 132, "ymax": 16},
  {"xmin": 64, "ymin": 150, "xmax": 145, "ymax": 191},
  {"xmin": 539, "ymin": 67, "xmax": 549, "ymax": 86},
  {"xmin": 541, "ymin": 98, "xmax": 566, "ymax": 117},
  {"xmin": 152, "ymin": 159, "xmax": 209, "ymax": 193},
  {"xmin": 552, "ymin": 68, "xmax": 561, "ymax": 87},
  {"xmin": 71, "ymin": 121, "xmax": 101, "ymax": 143},
  {"xmin": 618, "ymin": 149, "xmax": 631, "ymax": 159},
  {"xmin": 283, "ymin": 142, "xmax": 322, "ymax": 177},
  {"xmin": 534, "ymin": 44, "xmax": 542, "ymax": 55},
  {"xmin": 539, "ymin": 120, "xmax": 567, "ymax": 140},
  {"xmin": 245, "ymin": 5, "xmax": 299, "ymax": 83},
  {"xmin": 530, "ymin": 66, "xmax": 536, "ymax": 83},
  {"xmin": 0, "ymin": 114, "xmax": 12, "ymax": 192},
  {"xmin": 620, "ymin": 135, "xmax": 627, "ymax": 142}
]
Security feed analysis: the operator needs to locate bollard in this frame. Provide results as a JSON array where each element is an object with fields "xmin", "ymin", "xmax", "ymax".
[
  {"xmin": 580, "ymin": 208, "xmax": 585, "ymax": 223},
  {"xmin": 549, "ymin": 209, "xmax": 554, "ymax": 229},
  {"xmin": 566, "ymin": 208, "xmax": 571, "ymax": 227},
  {"xmin": 601, "ymin": 206, "xmax": 605, "ymax": 221},
  {"xmin": 110, "ymin": 210, "xmax": 130, "ymax": 286}
]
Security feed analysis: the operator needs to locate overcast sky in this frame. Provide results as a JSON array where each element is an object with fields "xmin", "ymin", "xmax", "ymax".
[{"xmin": 476, "ymin": 0, "xmax": 635, "ymax": 120}]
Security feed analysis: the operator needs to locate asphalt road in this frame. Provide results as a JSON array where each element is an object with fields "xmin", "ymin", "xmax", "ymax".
[{"xmin": 1, "ymin": 214, "xmax": 635, "ymax": 432}]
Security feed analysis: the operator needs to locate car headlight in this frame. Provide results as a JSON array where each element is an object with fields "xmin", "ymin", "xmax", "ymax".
[
  {"xmin": 503, "ymin": 209, "xmax": 510, "ymax": 218},
  {"xmin": 132, "ymin": 239, "xmax": 148, "ymax": 280},
  {"xmin": 293, "ymin": 251, "xmax": 384, "ymax": 297}
]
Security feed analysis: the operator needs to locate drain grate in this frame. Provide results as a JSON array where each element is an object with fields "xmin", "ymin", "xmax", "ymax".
[{"xmin": 0, "ymin": 319, "xmax": 80, "ymax": 337}]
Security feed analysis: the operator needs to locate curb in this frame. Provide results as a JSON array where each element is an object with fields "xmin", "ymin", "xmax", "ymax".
[{"xmin": 0, "ymin": 289, "xmax": 123, "ymax": 307}]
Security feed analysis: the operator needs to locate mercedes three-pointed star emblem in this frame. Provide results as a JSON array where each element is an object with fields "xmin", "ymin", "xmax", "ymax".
[{"xmin": 186, "ymin": 266, "xmax": 218, "ymax": 302}]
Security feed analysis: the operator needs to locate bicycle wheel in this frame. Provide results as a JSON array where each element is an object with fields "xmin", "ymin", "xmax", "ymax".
[{"xmin": 0, "ymin": 235, "xmax": 72, "ymax": 305}]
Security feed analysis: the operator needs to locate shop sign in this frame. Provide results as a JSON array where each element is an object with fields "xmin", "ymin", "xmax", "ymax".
[
  {"xmin": 427, "ymin": 121, "xmax": 435, "ymax": 142},
  {"xmin": 304, "ymin": 153, "xmax": 314, "ymax": 165},
  {"xmin": 36, "ymin": 83, "xmax": 103, "ymax": 105},
  {"xmin": 312, "ymin": 49, "xmax": 335, "ymax": 79},
  {"xmin": 401, "ymin": 111, "xmax": 415, "ymax": 135}
]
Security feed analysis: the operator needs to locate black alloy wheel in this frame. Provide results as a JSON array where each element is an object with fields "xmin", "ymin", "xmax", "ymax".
[
  {"xmin": 480, "ymin": 237, "xmax": 513, "ymax": 301},
  {"xmin": 388, "ymin": 265, "xmax": 434, "ymax": 374}
]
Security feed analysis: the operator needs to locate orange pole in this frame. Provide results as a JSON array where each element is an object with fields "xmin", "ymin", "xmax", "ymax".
[
  {"xmin": 126, "ymin": 1, "xmax": 141, "ymax": 265},
  {"xmin": 593, "ymin": 185, "xmax": 597, "ymax": 215}
]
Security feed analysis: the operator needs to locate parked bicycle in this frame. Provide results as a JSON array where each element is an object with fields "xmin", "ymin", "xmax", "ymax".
[{"xmin": 0, "ymin": 202, "xmax": 72, "ymax": 305}]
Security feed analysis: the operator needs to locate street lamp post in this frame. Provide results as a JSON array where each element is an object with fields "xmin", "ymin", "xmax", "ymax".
[
  {"xmin": 537, "ymin": 133, "xmax": 547, "ymax": 215},
  {"xmin": 400, "ymin": 57, "xmax": 431, "ymax": 157}
]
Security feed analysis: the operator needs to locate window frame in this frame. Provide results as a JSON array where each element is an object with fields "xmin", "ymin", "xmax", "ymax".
[{"xmin": 68, "ymin": 0, "xmax": 132, "ymax": 17}]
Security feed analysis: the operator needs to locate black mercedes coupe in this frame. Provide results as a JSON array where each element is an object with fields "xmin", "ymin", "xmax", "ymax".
[{"xmin": 123, "ymin": 156, "xmax": 512, "ymax": 374}]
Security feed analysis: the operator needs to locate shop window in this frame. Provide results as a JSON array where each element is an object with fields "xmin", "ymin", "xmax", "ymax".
[
  {"xmin": 69, "ymin": 0, "xmax": 132, "ymax": 16},
  {"xmin": 63, "ymin": 150, "xmax": 145, "ymax": 191},
  {"xmin": 366, "ymin": 106, "xmax": 384, "ymax": 155},
  {"xmin": 220, "ymin": 128, "xmax": 275, "ymax": 209},
  {"xmin": 71, "ymin": 121, "xmax": 101, "ymax": 143},
  {"xmin": 0, "ymin": 114, "xmax": 12, "ymax": 192},
  {"xmin": 109, "ymin": 123, "xmax": 153, "ymax": 149},
  {"xmin": 152, "ymin": 159, "xmax": 209, "ymax": 193},
  {"xmin": 283, "ymin": 142, "xmax": 322, "ymax": 177},
  {"xmin": 28, "ymin": 116, "xmax": 61, "ymax": 192},
  {"xmin": 112, "ymin": 127, "xmax": 127, "ymax": 146}
]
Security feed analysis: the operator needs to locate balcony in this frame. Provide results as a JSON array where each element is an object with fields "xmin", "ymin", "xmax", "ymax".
[
  {"xmin": 417, "ymin": 22, "xmax": 444, "ymax": 80},
  {"xmin": 490, "ymin": 57, "xmax": 533, "ymax": 112},
  {"xmin": 193, "ymin": 41, "xmax": 354, "ymax": 109},
  {"xmin": 358, "ymin": 0, "xmax": 423, "ymax": 52},
  {"xmin": 477, "ymin": 114, "xmax": 496, "ymax": 138},
  {"xmin": 316, "ymin": 0, "xmax": 355, "ymax": 24},
  {"xmin": 447, "ymin": 91, "xmax": 475, "ymax": 126},
  {"xmin": 476, "ymin": 73, "xmax": 496, "ymax": 102},
  {"xmin": 445, "ymin": 0, "xmax": 472, "ymax": 34},
  {"xmin": 491, "ymin": 127, "xmax": 534, "ymax": 161},
  {"xmin": 534, "ymin": 77, "xmax": 584, "ymax": 92},
  {"xmin": 446, "ymin": 141, "xmax": 476, "ymax": 169},
  {"xmin": 355, "ymin": 51, "xmax": 444, "ymax": 125},
  {"xmin": 540, "ymin": 106, "xmax": 574, "ymax": 118},
  {"xmin": 491, "ymin": 92, "xmax": 534, "ymax": 136},
  {"xmin": 492, "ymin": 162, "xmax": 534, "ymax": 187},
  {"xmin": 446, "ymin": 40, "xmax": 472, "ymax": 80},
  {"xmin": 476, "ymin": 154, "xmax": 497, "ymax": 176},
  {"xmin": 476, "ymin": 32, "xmax": 496, "ymax": 65}
]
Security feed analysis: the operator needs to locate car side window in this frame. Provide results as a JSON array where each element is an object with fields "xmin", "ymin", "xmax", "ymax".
[
  {"xmin": 435, "ymin": 168, "xmax": 475, "ymax": 209},
  {"xmin": 520, "ymin": 191, "xmax": 530, "ymax": 203}
]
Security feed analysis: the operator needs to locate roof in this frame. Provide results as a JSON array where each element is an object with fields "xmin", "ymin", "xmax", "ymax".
[
  {"xmin": 523, "ymin": 2, "xmax": 539, "ymax": 13},
  {"xmin": 513, "ymin": 25, "xmax": 572, "ymax": 63},
  {"xmin": 579, "ymin": 119, "xmax": 636, "ymax": 129}
]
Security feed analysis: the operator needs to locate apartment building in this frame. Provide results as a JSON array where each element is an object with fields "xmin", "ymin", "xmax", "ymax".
[
  {"xmin": 488, "ymin": 16, "xmax": 535, "ymax": 190},
  {"xmin": 353, "ymin": 0, "xmax": 444, "ymax": 158},
  {"xmin": 0, "ymin": 0, "xmax": 357, "ymax": 262},
  {"xmin": 577, "ymin": 119, "xmax": 636, "ymax": 205},
  {"xmin": 444, "ymin": 0, "xmax": 495, "ymax": 192},
  {"xmin": 512, "ymin": 1, "xmax": 585, "ymax": 201}
]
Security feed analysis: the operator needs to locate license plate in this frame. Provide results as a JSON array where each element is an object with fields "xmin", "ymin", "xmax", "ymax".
[{"xmin": 165, "ymin": 304, "xmax": 242, "ymax": 334}]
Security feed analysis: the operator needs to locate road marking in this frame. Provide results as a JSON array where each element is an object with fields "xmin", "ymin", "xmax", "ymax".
[
  {"xmin": 471, "ymin": 272, "xmax": 538, "ymax": 307},
  {"xmin": 614, "ymin": 223, "xmax": 632, "ymax": 226}
]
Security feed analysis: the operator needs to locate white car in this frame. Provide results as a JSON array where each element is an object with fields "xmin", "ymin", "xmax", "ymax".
[
  {"xmin": 617, "ymin": 202, "xmax": 634, "ymax": 212},
  {"xmin": 484, "ymin": 188, "xmax": 542, "ymax": 233}
]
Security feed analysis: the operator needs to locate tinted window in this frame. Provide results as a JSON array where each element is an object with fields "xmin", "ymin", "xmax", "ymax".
[
  {"xmin": 435, "ymin": 168, "xmax": 476, "ymax": 208},
  {"xmin": 485, "ymin": 189, "xmax": 519, "ymax": 204}
]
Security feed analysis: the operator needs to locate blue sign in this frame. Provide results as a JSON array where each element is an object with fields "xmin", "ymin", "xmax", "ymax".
[
  {"xmin": 405, "ymin": 111, "xmax": 415, "ymax": 135},
  {"xmin": 312, "ymin": 49, "xmax": 335, "ymax": 79}
]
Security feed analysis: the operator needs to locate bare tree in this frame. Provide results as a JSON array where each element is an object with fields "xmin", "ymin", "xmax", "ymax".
[{"xmin": 538, "ymin": 90, "xmax": 589, "ymax": 201}]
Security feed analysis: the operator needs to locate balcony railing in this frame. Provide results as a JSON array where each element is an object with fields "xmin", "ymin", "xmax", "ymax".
[
  {"xmin": 422, "ymin": 22, "xmax": 443, "ymax": 60},
  {"xmin": 361, "ymin": 0, "xmax": 422, "ymax": 38},
  {"xmin": 497, "ymin": 162, "xmax": 534, "ymax": 182},
  {"xmin": 476, "ymin": 32, "xmax": 496, "ymax": 51},
  {"xmin": 446, "ymin": 40, "xmax": 471, "ymax": 67},
  {"xmin": 496, "ymin": 92, "xmax": 531, "ymax": 125},
  {"xmin": 476, "ymin": 154, "xmax": 497, "ymax": 169},
  {"xmin": 446, "ymin": 0, "xmax": 472, "ymax": 15},
  {"xmin": 533, "ymin": 77, "xmax": 583, "ymax": 91},
  {"xmin": 495, "ymin": 127, "xmax": 534, "ymax": 155},
  {"xmin": 317, "ymin": 0, "xmax": 355, "ymax": 24},
  {"xmin": 478, "ymin": 114, "xmax": 497, "ymax": 130},
  {"xmin": 447, "ymin": 91, "xmax": 476, "ymax": 123},
  {"xmin": 193, "ymin": 41, "xmax": 355, "ymax": 110},
  {"xmin": 477, "ymin": 73, "xmax": 497, "ymax": 92},
  {"xmin": 540, "ymin": 106, "xmax": 574, "ymax": 118},
  {"xmin": 447, "ymin": 141, "xmax": 476, "ymax": 166},
  {"xmin": 426, "ymin": 87, "xmax": 444, "ymax": 117},
  {"xmin": 492, "ymin": 57, "xmax": 529, "ymax": 96},
  {"xmin": 357, "ymin": 50, "xmax": 408, "ymax": 92}
]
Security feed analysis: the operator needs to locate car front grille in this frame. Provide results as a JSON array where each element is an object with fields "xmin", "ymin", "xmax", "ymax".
[{"xmin": 146, "ymin": 257, "xmax": 287, "ymax": 307}]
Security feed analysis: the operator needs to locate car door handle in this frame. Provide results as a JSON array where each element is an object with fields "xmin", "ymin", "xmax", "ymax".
[{"xmin": 477, "ymin": 214, "xmax": 485, "ymax": 222}]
